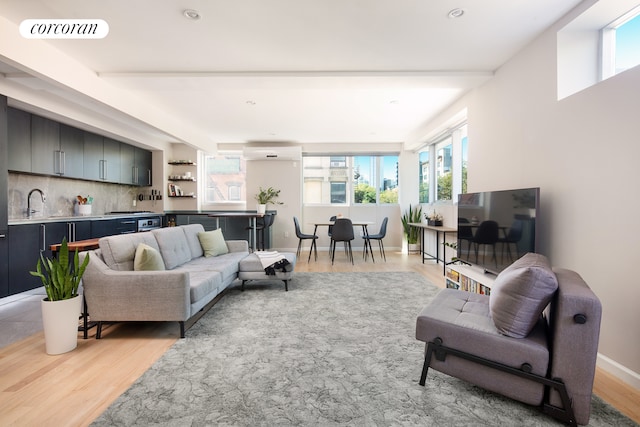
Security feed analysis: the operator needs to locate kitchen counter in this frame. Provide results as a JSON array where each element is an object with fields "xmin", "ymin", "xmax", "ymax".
[{"xmin": 8, "ymin": 211, "xmax": 163, "ymax": 225}]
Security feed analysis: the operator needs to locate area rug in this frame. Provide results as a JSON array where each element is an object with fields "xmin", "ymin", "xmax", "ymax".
[{"xmin": 92, "ymin": 272, "xmax": 636, "ymax": 426}]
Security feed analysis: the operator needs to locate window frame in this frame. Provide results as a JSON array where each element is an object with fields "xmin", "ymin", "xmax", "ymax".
[
  {"xmin": 302, "ymin": 154, "xmax": 399, "ymax": 206},
  {"xmin": 418, "ymin": 123, "xmax": 467, "ymax": 204}
]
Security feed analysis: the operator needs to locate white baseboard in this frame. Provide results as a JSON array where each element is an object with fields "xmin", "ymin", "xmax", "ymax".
[{"xmin": 597, "ymin": 353, "xmax": 640, "ymax": 390}]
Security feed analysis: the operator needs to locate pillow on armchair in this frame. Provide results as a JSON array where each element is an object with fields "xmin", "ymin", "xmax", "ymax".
[{"xmin": 489, "ymin": 253, "xmax": 558, "ymax": 338}]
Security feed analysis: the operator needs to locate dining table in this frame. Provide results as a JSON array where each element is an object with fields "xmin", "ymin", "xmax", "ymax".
[{"xmin": 312, "ymin": 220, "xmax": 376, "ymax": 262}]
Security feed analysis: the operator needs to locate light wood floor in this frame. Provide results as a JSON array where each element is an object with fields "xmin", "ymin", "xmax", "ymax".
[{"xmin": 0, "ymin": 251, "xmax": 637, "ymax": 426}]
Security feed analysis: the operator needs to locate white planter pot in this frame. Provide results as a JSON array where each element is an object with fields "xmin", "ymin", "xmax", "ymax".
[
  {"xmin": 408, "ymin": 243, "xmax": 420, "ymax": 253},
  {"xmin": 256, "ymin": 204, "xmax": 266, "ymax": 215},
  {"xmin": 41, "ymin": 295, "xmax": 82, "ymax": 355}
]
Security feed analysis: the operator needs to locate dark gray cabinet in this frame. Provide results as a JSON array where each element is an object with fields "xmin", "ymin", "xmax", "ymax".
[
  {"xmin": 135, "ymin": 147, "xmax": 152, "ymax": 186},
  {"xmin": 7, "ymin": 107, "xmax": 31, "ymax": 173},
  {"xmin": 119, "ymin": 143, "xmax": 135, "ymax": 184},
  {"xmin": 7, "ymin": 222, "xmax": 68, "ymax": 294},
  {"xmin": 1, "ymin": 96, "xmax": 8, "ymax": 297},
  {"xmin": 120, "ymin": 144, "xmax": 152, "ymax": 186},
  {"xmin": 91, "ymin": 217, "xmax": 137, "ymax": 238},
  {"xmin": 31, "ymin": 115, "xmax": 60, "ymax": 175},
  {"xmin": 59, "ymin": 124, "xmax": 84, "ymax": 178},
  {"xmin": 84, "ymin": 132, "xmax": 120, "ymax": 183},
  {"xmin": 7, "ymin": 108, "xmax": 152, "ymax": 185}
]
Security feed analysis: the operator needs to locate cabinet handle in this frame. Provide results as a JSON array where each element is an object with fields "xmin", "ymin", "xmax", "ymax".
[
  {"xmin": 60, "ymin": 150, "xmax": 66, "ymax": 175},
  {"xmin": 132, "ymin": 166, "xmax": 138, "ymax": 184},
  {"xmin": 40, "ymin": 223, "xmax": 46, "ymax": 252},
  {"xmin": 103, "ymin": 160, "xmax": 108, "ymax": 180},
  {"xmin": 147, "ymin": 169, "xmax": 151, "ymax": 186},
  {"xmin": 0, "ymin": 234, "xmax": 6, "ymax": 238}
]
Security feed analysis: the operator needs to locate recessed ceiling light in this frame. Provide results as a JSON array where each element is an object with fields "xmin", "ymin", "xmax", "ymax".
[
  {"xmin": 246, "ymin": 100, "xmax": 256, "ymax": 105},
  {"xmin": 183, "ymin": 9, "xmax": 201, "ymax": 20},
  {"xmin": 447, "ymin": 8, "xmax": 464, "ymax": 19}
]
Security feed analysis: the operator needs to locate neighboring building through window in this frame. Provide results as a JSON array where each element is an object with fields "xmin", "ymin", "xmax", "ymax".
[
  {"xmin": 419, "ymin": 123, "xmax": 467, "ymax": 203},
  {"xmin": 303, "ymin": 155, "xmax": 398, "ymax": 205},
  {"xmin": 203, "ymin": 153, "xmax": 246, "ymax": 203}
]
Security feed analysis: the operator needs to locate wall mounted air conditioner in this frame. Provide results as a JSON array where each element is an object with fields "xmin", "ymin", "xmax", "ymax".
[{"xmin": 242, "ymin": 146, "xmax": 302, "ymax": 161}]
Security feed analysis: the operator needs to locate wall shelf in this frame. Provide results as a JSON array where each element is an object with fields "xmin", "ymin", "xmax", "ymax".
[{"xmin": 168, "ymin": 161, "xmax": 196, "ymax": 165}]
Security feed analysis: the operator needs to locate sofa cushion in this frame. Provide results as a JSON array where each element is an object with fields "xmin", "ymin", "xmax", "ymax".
[
  {"xmin": 198, "ymin": 229, "xmax": 229, "ymax": 257},
  {"xmin": 490, "ymin": 253, "xmax": 558, "ymax": 338},
  {"xmin": 99, "ymin": 232, "xmax": 161, "ymax": 271},
  {"xmin": 134, "ymin": 243, "xmax": 165, "ymax": 271},
  {"xmin": 152, "ymin": 227, "xmax": 192, "ymax": 269},
  {"xmin": 181, "ymin": 224, "xmax": 205, "ymax": 259}
]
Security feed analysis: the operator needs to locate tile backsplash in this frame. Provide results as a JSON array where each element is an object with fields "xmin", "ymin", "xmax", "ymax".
[{"xmin": 8, "ymin": 173, "xmax": 162, "ymax": 220}]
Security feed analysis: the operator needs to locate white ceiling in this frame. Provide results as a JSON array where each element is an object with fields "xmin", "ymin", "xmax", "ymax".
[{"xmin": 0, "ymin": 0, "xmax": 583, "ymax": 152}]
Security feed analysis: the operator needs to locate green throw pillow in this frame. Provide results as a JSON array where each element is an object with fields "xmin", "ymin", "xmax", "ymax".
[
  {"xmin": 134, "ymin": 243, "xmax": 165, "ymax": 271},
  {"xmin": 198, "ymin": 229, "xmax": 229, "ymax": 257}
]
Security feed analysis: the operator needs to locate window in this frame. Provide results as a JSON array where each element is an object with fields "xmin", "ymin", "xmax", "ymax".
[
  {"xmin": 418, "ymin": 123, "xmax": 467, "ymax": 203},
  {"xmin": 303, "ymin": 155, "xmax": 398, "ymax": 205},
  {"xmin": 419, "ymin": 151, "xmax": 429, "ymax": 203},
  {"xmin": 602, "ymin": 7, "xmax": 640, "ymax": 79},
  {"xmin": 203, "ymin": 153, "xmax": 246, "ymax": 203}
]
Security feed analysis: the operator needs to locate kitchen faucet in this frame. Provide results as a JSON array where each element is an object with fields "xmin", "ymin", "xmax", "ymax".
[{"xmin": 27, "ymin": 188, "xmax": 46, "ymax": 218}]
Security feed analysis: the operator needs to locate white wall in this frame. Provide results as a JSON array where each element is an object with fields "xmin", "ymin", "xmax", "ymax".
[
  {"xmin": 246, "ymin": 158, "xmax": 302, "ymax": 252},
  {"xmin": 441, "ymin": 9, "xmax": 640, "ymax": 386}
]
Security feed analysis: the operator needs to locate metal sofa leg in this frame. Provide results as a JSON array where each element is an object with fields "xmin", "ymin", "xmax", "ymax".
[
  {"xmin": 96, "ymin": 321, "xmax": 103, "ymax": 339},
  {"xmin": 179, "ymin": 321, "xmax": 185, "ymax": 338}
]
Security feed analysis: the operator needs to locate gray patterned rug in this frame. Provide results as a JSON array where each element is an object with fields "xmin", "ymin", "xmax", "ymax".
[{"xmin": 92, "ymin": 272, "xmax": 636, "ymax": 426}]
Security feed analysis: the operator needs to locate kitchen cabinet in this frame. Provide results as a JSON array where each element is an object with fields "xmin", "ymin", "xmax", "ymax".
[
  {"xmin": 84, "ymin": 132, "xmax": 120, "ymax": 183},
  {"xmin": 58, "ymin": 124, "xmax": 85, "ymax": 178},
  {"xmin": 135, "ymin": 147, "xmax": 152, "ymax": 186},
  {"xmin": 7, "ymin": 220, "xmax": 93, "ymax": 295},
  {"xmin": 30, "ymin": 115, "xmax": 60, "ymax": 175},
  {"xmin": 0, "ymin": 96, "xmax": 8, "ymax": 297},
  {"xmin": 28, "ymin": 116, "xmax": 84, "ymax": 178},
  {"xmin": 7, "ymin": 107, "xmax": 31, "ymax": 173},
  {"xmin": 91, "ymin": 217, "xmax": 137, "ymax": 238},
  {"xmin": 0, "ymin": 231, "xmax": 7, "ymax": 298},
  {"xmin": 7, "ymin": 222, "xmax": 67, "ymax": 294},
  {"xmin": 121, "ymin": 144, "xmax": 152, "ymax": 186}
]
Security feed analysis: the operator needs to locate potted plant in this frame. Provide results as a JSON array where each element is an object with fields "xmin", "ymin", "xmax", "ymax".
[
  {"xmin": 254, "ymin": 186, "xmax": 283, "ymax": 214},
  {"xmin": 401, "ymin": 204, "xmax": 422, "ymax": 252},
  {"xmin": 30, "ymin": 238, "xmax": 90, "ymax": 355},
  {"xmin": 426, "ymin": 210, "xmax": 443, "ymax": 226}
]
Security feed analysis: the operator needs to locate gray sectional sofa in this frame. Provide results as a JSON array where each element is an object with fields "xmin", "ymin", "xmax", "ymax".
[{"xmin": 80, "ymin": 224, "xmax": 250, "ymax": 338}]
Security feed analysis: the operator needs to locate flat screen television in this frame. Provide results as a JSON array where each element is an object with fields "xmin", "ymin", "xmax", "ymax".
[{"xmin": 457, "ymin": 187, "xmax": 539, "ymax": 275}]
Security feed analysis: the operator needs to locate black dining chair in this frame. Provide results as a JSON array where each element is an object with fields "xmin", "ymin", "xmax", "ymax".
[
  {"xmin": 471, "ymin": 220, "xmax": 499, "ymax": 267},
  {"xmin": 457, "ymin": 217, "xmax": 475, "ymax": 261},
  {"xmin": 293, "ymin": 216, "xmax": 318, "ymax": 262},
  {"xmin": 330, "ymin": 218, "xmax": 354, "ymax": 265},
  {"xmin": 497, "ymin": 219, "xmax": 524, "ymax": 263},
  {"xmin": 363, "ymin": 217, "xmax": 388, "ymax": 262},
  {"xmin": 327, "ymin": 215, "xmax": 337, "ymax": 258}
]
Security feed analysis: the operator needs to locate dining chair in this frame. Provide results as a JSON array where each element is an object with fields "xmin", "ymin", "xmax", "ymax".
[
  {"xmin": 330, "ymin": 218, "xmax": 354, "ymax": 265},
  {"xmin": 363, "ymin": 217, "xmax": 388, "ymax": 262},
  {"xmin": 293, "ymin": 216, "xmax": 318, "ymax": 261},
  {"xmin": 472, "ymin": 220, "xmax": 499, "ymax": 267},
  {"xmin": 497, "ymin": 219, "xmax": 524, "ymax": 263},
  {"xmin": 327, "ymin": 215, "xmax": 337, "ymax": 258}
]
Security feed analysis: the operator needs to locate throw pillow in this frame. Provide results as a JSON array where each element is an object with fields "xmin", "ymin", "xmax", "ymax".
[
  {"xmin": 134, "ymin": 243, "xmax": 166, "ymax": 271},
  {"xmin": 489, "ymin": 252, "xmax": 558, "ymax": 338},
  {"xmin": 198, "ymin": 229, "xmax": 229, "ymax": 257}
]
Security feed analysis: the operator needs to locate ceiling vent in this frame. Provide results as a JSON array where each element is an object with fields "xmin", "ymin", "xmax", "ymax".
[{"xmin": 242, "ymin": 146, "xmax": 302, "ymax": 161}]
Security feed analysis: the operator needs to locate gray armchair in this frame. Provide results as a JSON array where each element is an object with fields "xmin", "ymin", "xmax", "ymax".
[{"xmin": 416, "ymin": 253, "xmax": 602, "ymax": 426}]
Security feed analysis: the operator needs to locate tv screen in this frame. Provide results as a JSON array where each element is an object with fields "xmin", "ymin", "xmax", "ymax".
[{"xmin": 457, "ymin": 187, "xmax": 539, "ymax": 275}]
